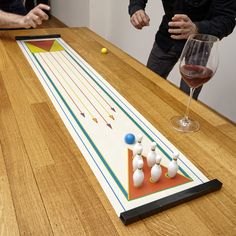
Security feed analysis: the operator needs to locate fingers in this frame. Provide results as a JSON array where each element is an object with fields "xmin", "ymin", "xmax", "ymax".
[
  {"xmin": 168, "ymin": 14, "xmax": 197, "ymax": 40},
  {"xmin": 37, "ymin": 3, "xmax": 51, "ymax": 11},
  {"xmin": 171, "ymin": 14, "xmax": 189, "ymax": 22},
  {"xmin": 21, "ymin": 14, "xmax": 36, "ymax": 28},
  {"xmin": 169, "ymin": 32, "xmax": 189, "ymax": 40},
  {"xmin": 130, "ymin": 10, "xmax": 150, "ymax": 30},
  {"xmin": 31, "ymin": 4, "xmax": 50, "ymax": 20},
  {"xmin": 22, "ymin": 4, "xmax": 50, "ymax": 28}
]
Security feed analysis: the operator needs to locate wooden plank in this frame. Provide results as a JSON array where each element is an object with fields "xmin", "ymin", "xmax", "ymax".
[
  {"xmin": 1, "ymin": 33, "xmax": 49, "ymax": 104},
  {"xmin": 38, "ymin": 16, "xmax": 67, "ymax": 29},
  {"xmin": 0, "ymin": 74, "xmax": 53, "ymax": 236},
  {"xmin": 144, "ymin": 205, "xmax": 214, "ymax": 236},
  {"xmin": 31, "ymin": 102, "xmax": 119, "ymax": 235},
  {"xmin": 216, "ymin": 123, "xmax": 236, "ymax": 141},
  {"xmin": 0, "ymin": 143, "xmax": 20, "ymax": 236},
  {"xmin": 0, "ymin": 39, "xmax": 14, "ymax": 72},
  {"xmin": 33, "ymin": 165, "xmax": 87, "ymax": 236},
  {"xmin": 1, "ymin": 70, "xmax": 54, "ymax": 169}
]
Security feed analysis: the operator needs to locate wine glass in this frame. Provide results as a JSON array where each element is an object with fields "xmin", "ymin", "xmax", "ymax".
[{"xmin": 171, "ymin": 34, "xmax": 219, "ymax": 132}]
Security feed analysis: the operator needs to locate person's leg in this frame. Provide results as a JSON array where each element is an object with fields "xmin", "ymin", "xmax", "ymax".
[{"xmin": 147, "ymin": 42, "xmax": 179, "ymax": 78}]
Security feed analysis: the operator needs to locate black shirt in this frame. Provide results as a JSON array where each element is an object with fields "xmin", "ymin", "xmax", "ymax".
[
  {"xmin": 129, "ymin": 0, "xmax": 236, "ymax": 54},
  {"xmin": 0, "ymin": 0, "xmax": 26, "ymax": 15}
]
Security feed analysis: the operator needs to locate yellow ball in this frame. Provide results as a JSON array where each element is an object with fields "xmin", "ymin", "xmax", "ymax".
[{"xmin": 101, "ymin": 47, "xmax": 108, "ymax": 54}]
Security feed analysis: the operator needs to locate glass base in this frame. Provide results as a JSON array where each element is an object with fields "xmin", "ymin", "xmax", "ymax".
[{"xmin": 171, "ymin": 116, "xmax": 200, "ymax": 133}]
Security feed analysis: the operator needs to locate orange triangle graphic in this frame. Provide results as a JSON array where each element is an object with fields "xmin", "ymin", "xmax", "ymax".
[
  {"xmin": 26, "ymin": 40, "xmax": 55, "ymax": 52},
  {"xmin": 128, "ymin": 149, "xmax": 192, "ymax": 200}
]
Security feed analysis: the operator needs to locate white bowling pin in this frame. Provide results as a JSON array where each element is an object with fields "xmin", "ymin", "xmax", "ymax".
[
  {"xmin": 136, "ymin": 134, "xmax": 143, "ymax": 143},
  {"xmin": 132, "ymin": 152, "xmax": 143, "ymax": 171},
  {"xmin": 167, "ymin": 152, "xmax": 179, "ymax": 178},
  {"xmin": 151, "ymin": 163, "xmax": 162, "ymax": 183},
  {"xmin": 156, "ymin": 154, "xmax": 162, "ymax": 164},
  {"xmin": 147, "ymin": 142, "xmax": 157, "ymax": 168},
  {"xmin": 133, "ymin": 160, "xmax": 144, "ymax": 187},
  {"xmin": 150, "ymin": 155, "xmax": 162, "ymax": 183},
  {"xmin": 133, "ymin": 134, "xmax": 143, "ymax": 156}
]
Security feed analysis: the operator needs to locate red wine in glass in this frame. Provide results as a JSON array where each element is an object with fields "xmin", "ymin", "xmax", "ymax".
[
  {"xmin": 171, "ymin": 34, "xmax": 219, "ymax": 132},
  {"xmin": 180, "ymin": 65, "xmax": 214, "ymax": 88}
]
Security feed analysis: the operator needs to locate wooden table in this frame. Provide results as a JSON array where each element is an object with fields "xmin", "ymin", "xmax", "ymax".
[{"xmin": 0, "ymin": 27, "xmax": 235, "ymax": 236}]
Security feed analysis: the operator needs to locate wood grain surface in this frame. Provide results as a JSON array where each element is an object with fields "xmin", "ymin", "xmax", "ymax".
[{"xmin": 0, "ymin": 27, "xmax": 235, "ymax": 236}]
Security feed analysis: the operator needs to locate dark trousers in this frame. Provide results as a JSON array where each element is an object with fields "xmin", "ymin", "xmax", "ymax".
[{"xmin": 147, "ymin": 42, "xmax": 202, "ymax": 100}]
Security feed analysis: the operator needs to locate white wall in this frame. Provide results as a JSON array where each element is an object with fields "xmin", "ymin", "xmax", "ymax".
[
  {"xmin": 89, "ymin": 0, "xmax": 111, "ymax": 39},
  {"xmin": 89, "ymin": 0, "xmax": 161, "ymax": 65},
  {"xmin": 50, "ymin": 0, "xmax": 89, "ymax": 27},
  {"xmin": 50, "ymin": 0, "xmax": 236, "ymax": 123}
]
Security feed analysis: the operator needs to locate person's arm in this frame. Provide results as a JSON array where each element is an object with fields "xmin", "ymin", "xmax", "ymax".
[
  {"xmin": 128, "ymin": 0, "xmax": 148, "ymax": 16},
  {"xmin": 194, "ymin": 0, "xmax": 236, "ymax": 39},
  {"xmin": 168, "ymin": 0, "xmax": 236, "ymax": 40},
  {"xmin": 129, "ymin": 0, "xmax": 150, "ymax": 29},
  {"xmin": 0, "ymin": 4, "xmax": 50, "ymax": 29}
]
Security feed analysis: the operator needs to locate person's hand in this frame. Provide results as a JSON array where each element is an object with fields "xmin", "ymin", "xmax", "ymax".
[
  {"xmin": 130, "ymin": 10, "xmax": 150, "ymax": 30},
  {"xmin": 20, "ymin": 4, "xmax": 50, "ymax": 28},
  {"xmin": 168, "ymin": 14, "xmax": 198, "ymax": 40}
]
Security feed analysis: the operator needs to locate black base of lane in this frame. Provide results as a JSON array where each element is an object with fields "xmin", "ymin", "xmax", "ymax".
[
  {"xmin": 15, "ymin": 34, "xmax": 61, "ymax": 40},
  {"xmin": 120, "ymin": 179, "xmax": 222, "ymax": 225}
]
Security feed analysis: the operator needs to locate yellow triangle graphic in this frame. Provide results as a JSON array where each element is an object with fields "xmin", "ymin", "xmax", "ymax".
[
  {"xmin": 50, "ymin": 40, "xmax": 64, "ymax": 52},
  {"xmin": 25, "ymin": 43, "xmax": 47, "ymax": 53}
]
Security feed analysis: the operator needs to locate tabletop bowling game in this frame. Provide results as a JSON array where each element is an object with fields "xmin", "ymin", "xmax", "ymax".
[{"xmin": 16, "ymin": 34, "xmax": 222, "ymax": 225}]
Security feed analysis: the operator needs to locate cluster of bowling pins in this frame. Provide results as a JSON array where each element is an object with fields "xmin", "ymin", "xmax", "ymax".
[{"xmin": 132, "ymin": 134, "xmax": 179, "ymax": 188}]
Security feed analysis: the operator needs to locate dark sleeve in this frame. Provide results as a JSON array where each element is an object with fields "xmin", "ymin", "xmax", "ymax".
[
  {"xmin": 128, "ymin": 0, "xmax": 148, "ymax": 16},
  {"xmin": 195, "ymin": 0, "xmax": 236, "ymax": 39}
]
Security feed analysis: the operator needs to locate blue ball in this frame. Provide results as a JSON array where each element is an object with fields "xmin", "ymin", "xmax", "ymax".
[{"xmin": 124, "ymin": 133, "xmax": 135, "ymax": 144}]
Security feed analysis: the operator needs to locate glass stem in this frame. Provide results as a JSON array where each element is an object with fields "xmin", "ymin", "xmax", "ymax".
[{"xmin": 184, "ymin": 88, "xmax": 195, "ymax": 121}]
